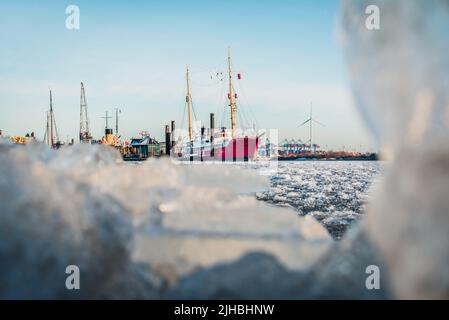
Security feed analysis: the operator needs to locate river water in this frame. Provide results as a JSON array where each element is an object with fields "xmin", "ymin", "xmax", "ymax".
[
  {"xmin": 130, "ymin": 158, "xmax": 383, "ymax": 240},
  {"xmin": 255, "ymin": 161, "xmax": 384, "ymax": 239}
]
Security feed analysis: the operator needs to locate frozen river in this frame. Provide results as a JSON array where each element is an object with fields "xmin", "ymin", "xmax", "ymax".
[{"xmin": 256, "ymin": 161, "xmax": 384, "ymax": 239}]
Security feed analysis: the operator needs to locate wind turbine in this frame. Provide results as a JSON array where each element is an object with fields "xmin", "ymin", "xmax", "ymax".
[{"xmin": 298, "ymin": 103, "xmax": 325, "ymax": 152}]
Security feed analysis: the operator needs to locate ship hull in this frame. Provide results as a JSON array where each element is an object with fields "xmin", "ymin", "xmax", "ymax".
[
  {"xmin": 213, "ymin": 136, "xmax": 259, "ymax": 161},
  {"xmin": 175, "ymin": 136, "xmax": 259, "ymax": 162}
]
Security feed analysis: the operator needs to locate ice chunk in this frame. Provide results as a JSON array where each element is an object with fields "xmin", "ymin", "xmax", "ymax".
[
  {"xmin": 0, "ymin": 143, "xmax": 332, "ymax": 298},
  {"xmin": 342, "ymin": 0, "xmax": 449, "ymax": 299}
]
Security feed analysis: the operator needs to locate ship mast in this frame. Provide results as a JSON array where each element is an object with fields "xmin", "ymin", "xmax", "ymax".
[
  {"xmin": 50, "ymin": 90, "xmax": 55, "ymax": 148},
  {"xmin": 44, "ymin": 111, "xmax": 50, "ymax": 146},
  {"xmin": 228, "ymin": 47, "xmax": 236, "ymax": 139},
  {"xmin": 115, "ymin": 108, "xmax": 120, "ymax": 138},
  {"xmin": 309, "ymin": 104, "xmax": 312, "ymax": 151},
  {"xmin": 102, "ymin": 111, "xmax": 111, "ymax": 130},
  {"xmin": 186, "ymin": 65, "xmax": 193, "ymax": 142}
]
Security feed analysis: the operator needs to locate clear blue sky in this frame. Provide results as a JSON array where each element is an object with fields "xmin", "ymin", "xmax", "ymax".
[{"xmin": 0, "ymin": 0, "xmax": 375, "ymax": 151}]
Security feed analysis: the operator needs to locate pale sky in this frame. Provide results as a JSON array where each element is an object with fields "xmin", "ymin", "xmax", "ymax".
[{"xmin": 0, "ymin": 0, "xmax": 376, "ymax": 151}]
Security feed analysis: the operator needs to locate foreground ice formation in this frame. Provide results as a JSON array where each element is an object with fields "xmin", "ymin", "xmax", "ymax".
[
  {"xmin": 342, "ymin": 0, "xmax": 449, "ymax": 299},
  {"xmin": 0, "ymin": 142, "xmax": 135, "ymax": 299},
  {"xmin": 365, "ymin": 146, "xmax": 449, "ymax": 299},
  {"xmin": 2, "ymin": 142, "xmax": 386, "ymax": 299}
]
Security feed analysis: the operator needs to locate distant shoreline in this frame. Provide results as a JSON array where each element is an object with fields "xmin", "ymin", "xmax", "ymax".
[
  {"xmin": 276, "ymin": 158, "xmax": 379, "ymax": 161},
  {"xmin": 275, "ymin": 154, "xmax": 379, "ymax": 161}
]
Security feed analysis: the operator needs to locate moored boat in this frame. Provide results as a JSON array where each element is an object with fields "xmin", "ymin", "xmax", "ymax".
[{"xmin": 173, "ymin": 49, "xmax": 260, "ymax": 162}]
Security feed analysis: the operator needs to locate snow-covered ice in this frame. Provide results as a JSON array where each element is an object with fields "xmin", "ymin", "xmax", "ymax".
[{"xmin": 256, "ymin": 161, "xmax": 383, "ymax": 239}]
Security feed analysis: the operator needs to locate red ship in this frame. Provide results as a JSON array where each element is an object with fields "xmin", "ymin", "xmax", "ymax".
[{"xmin": 174, "ymin": 49, "xmax": 260, "ymax": 162}]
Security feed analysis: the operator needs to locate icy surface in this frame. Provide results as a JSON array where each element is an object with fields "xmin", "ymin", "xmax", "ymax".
[
  {"xmin": 0, "ymin": 142, "xmax": 334, "ymax": 299},
  {"xmin": 256, "ymin": 161, "xmax": 383, "ymax": 239},
  {"xmin": 342, "ymin": 0, "xmax": 449, "ymax": 299}
]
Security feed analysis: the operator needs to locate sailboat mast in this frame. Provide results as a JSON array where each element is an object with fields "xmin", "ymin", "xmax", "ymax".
[
  {"xmin": 50, "ymin": 90, "xmax": 54, "ymax": 148},
  {"xmin": 186, "ymin": 65, "xmax": 193, "ymax": 142},
  {"xmin": 228, "ymin": 48, "xmax": 236, "ymax": 139}
]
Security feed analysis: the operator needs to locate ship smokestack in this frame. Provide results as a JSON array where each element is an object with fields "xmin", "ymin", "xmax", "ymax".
[
  {"xmin": 171, "ymin": 120, "xmax": 175, "ymax": 148},
  {"xmin": 201, "ymin": 126, "xmax": 205, "ymax": 138},
  {"xmin": 165, "ymin": 125, "xmax": 171, "ymax": 156},
  {"xmin": 200, "ymin": 126, "xmax": 206, "ymax": 162},
  {"xmin": 210, "ymin": 113, "xmax": 215, "ymax": 158}
]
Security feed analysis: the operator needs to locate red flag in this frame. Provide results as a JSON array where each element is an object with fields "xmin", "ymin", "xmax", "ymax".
[{"xmin": 237, "ymin": 73, "xmax": 241, "ymax": 80}]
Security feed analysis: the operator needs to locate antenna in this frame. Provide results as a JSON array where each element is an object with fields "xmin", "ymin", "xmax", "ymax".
[
  {"xmin": 298, "ymin": 102, "xmax": 325, "ymax": 152},
  {"xmin": 79, "ymin": 82, "xmax": 92, "ymax": 143}
]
